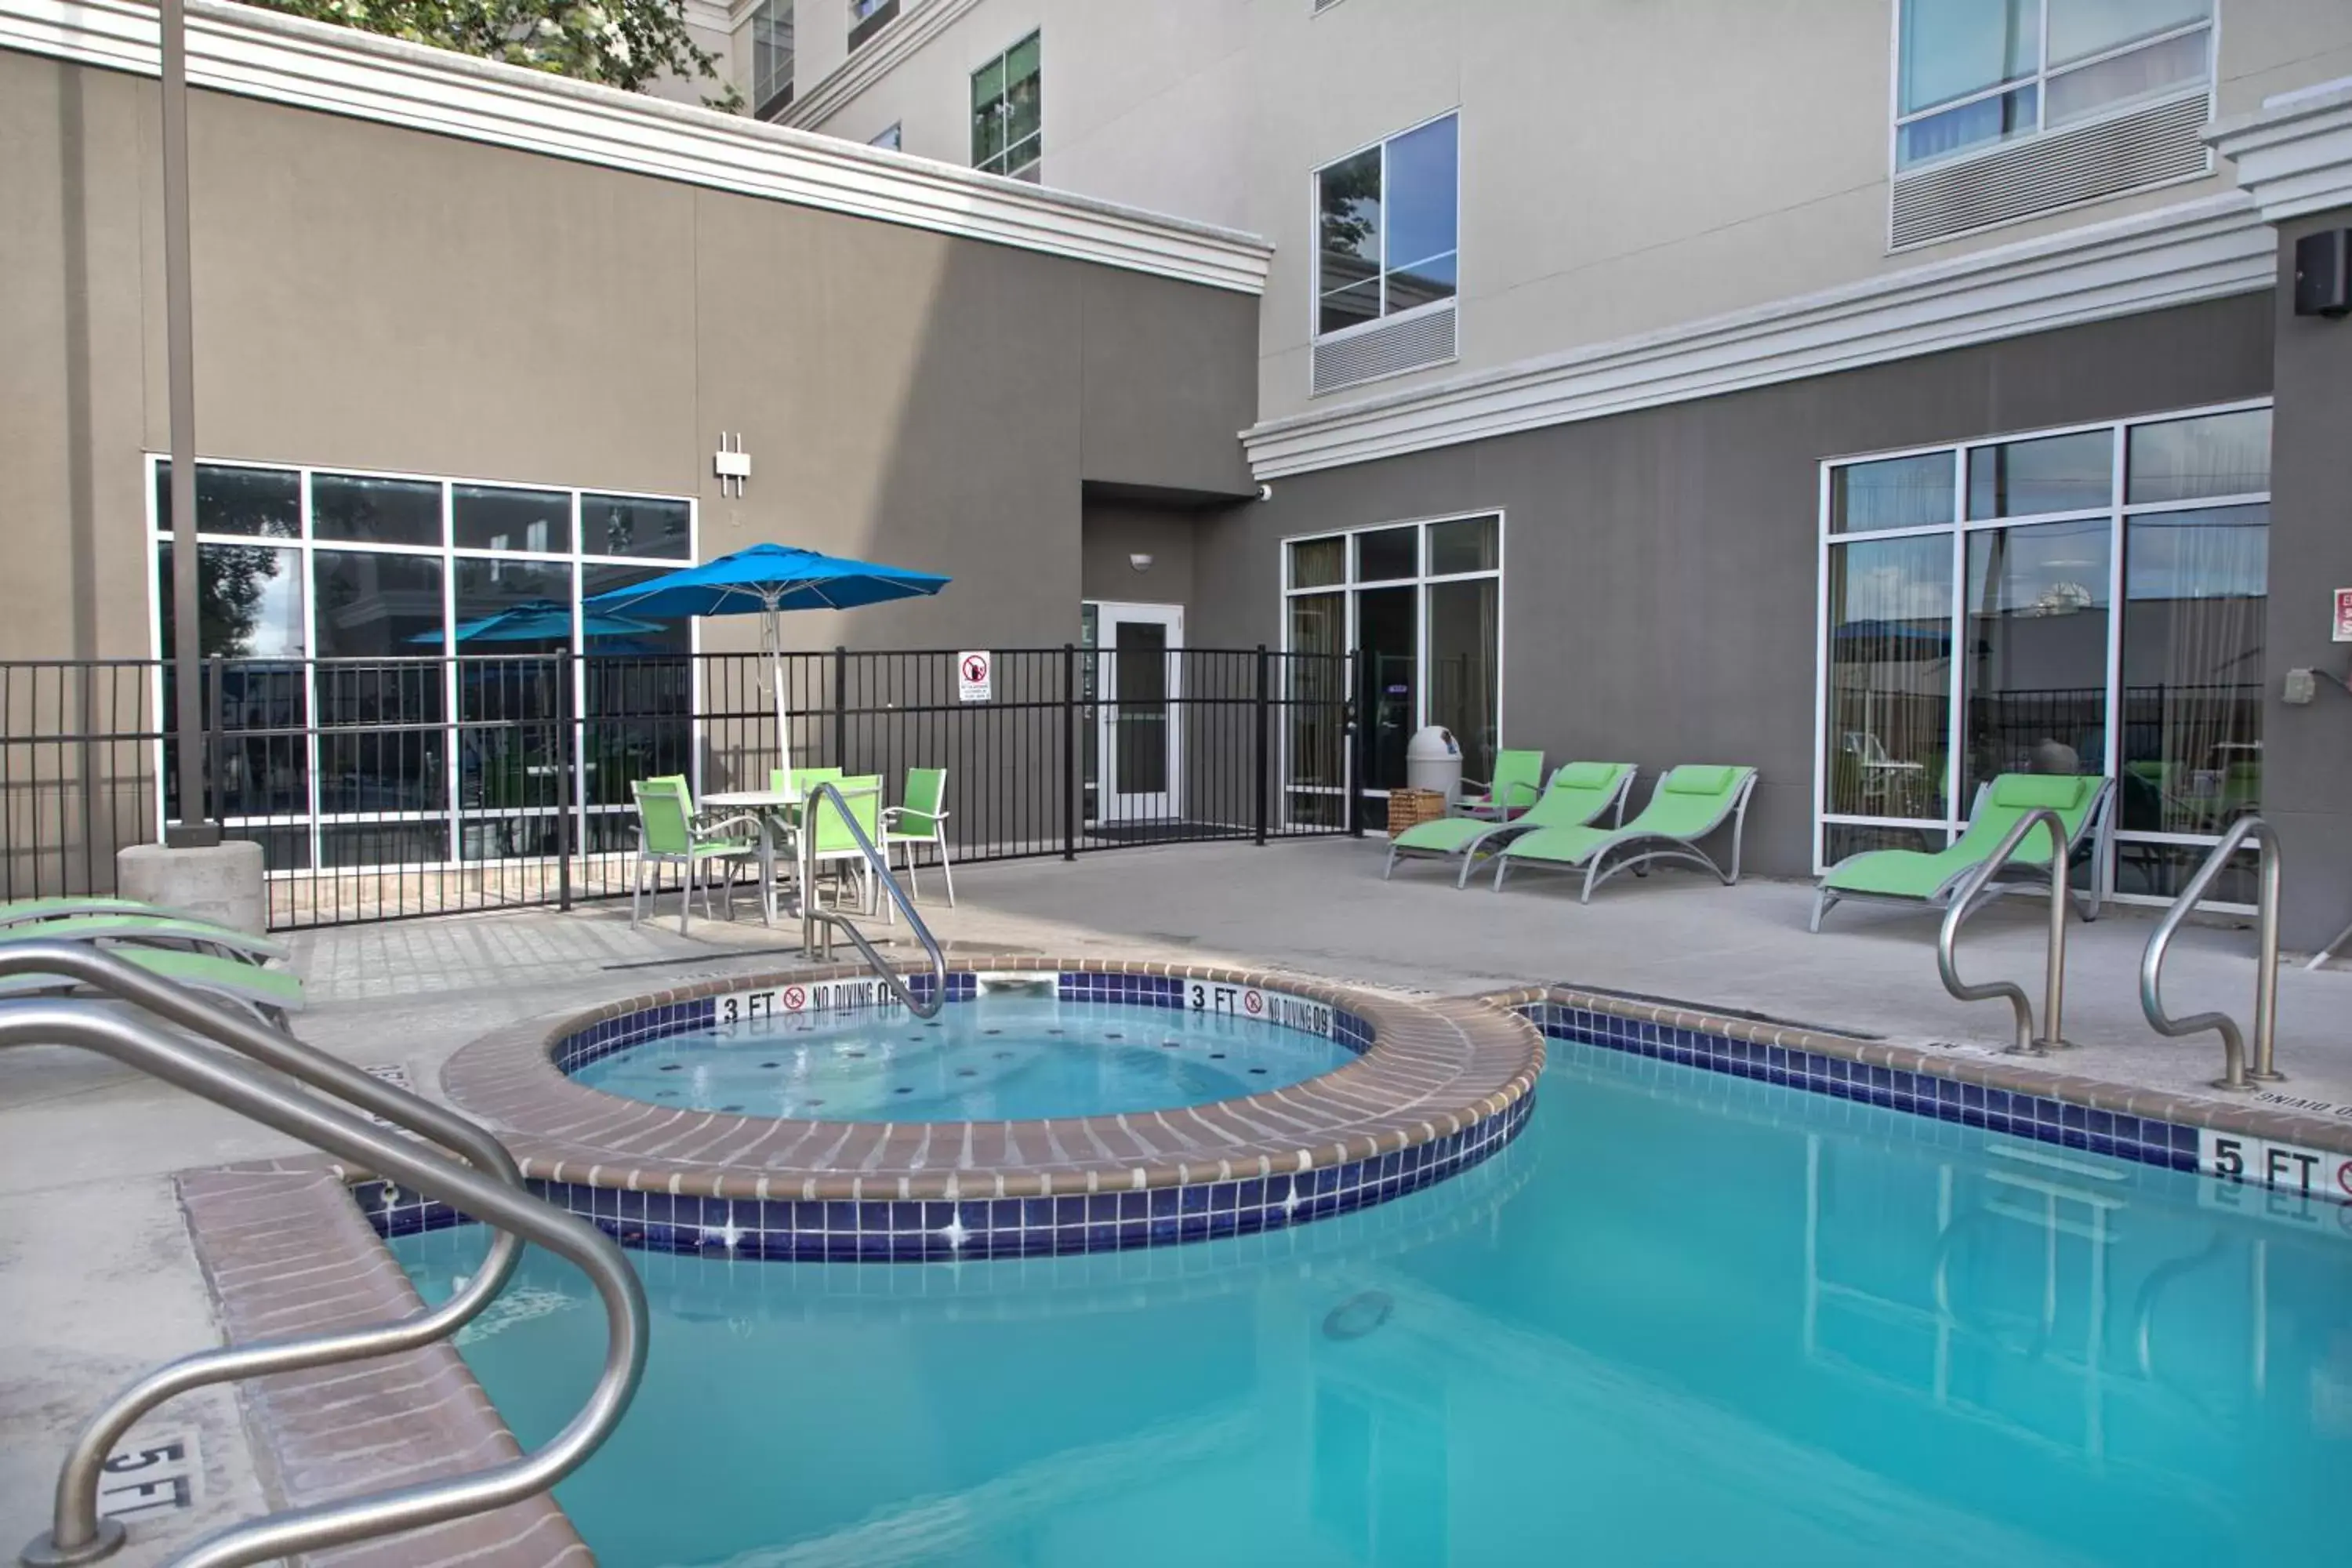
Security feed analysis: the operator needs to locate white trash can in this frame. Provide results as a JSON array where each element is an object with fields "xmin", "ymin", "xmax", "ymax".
[{"xmin": 1405, "ymin": 725, "xmax": 1463, "ymax": 804}]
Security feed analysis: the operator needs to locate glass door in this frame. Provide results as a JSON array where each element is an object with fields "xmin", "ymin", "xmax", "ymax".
[{"xmin": 1094, "ymin": 602, "xmax": 1182, "ymax": 823}]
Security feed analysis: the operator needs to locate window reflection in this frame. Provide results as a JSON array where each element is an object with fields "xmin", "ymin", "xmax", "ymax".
[
  {"xmin": 1824, "ymin": 535, "xmax": 1951, "ymax": 821},
  {"xmin": 313, "ymin": 549, "xmax": 445, "ymax": 815},
  {"xmin": 314, "ymin": 474, "xmax": 443, "ymax": 546},
  {"xmin": 2118, "ymin": 504, "xmax": 2265, "ymax": 844},
  {"xmin": 1962, "ymin": 520, "xmax": 2110, "ymax": 800},
  {"xmin": 154, "ymin": 461, "xmax": 299, "ymax": 538},
  {"xmin": 1831, "ymin": 452, "xmax": 1954, "ymax": 534},
  {"xmin": 2127, "ymin": 409, "xmax": 2271, "ymax": 505},
  {"xmin": 157, "ymin": 541, "xmax": 307, "ymax": 823}
]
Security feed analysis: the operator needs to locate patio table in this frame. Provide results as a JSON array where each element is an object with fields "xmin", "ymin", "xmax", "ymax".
[{"xmin": 702, "ymin": 782, "xmax": 884, "ymax": 927}]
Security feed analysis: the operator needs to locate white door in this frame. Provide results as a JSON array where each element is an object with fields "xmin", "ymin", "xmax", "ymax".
[{"xmin": 1096, "ymin": 602, "xmax": 1181, "ymax": 823}]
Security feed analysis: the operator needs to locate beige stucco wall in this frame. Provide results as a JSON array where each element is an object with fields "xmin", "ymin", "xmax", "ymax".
[
  {"xmin": 0, "ymin": 43, "xmax": 1259, "ymax": 666},
  {"xmin": 787, "ymin": 0, "xmax": 2352, "ymax": 423}
]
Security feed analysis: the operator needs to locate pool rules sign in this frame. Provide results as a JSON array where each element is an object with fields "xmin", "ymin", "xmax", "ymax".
[{"xmin": 958, "ymin": 650, "xmax": 993, "ymax": 702}]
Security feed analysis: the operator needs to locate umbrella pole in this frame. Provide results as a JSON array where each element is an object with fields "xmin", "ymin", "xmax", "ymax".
[{"xmin": 766, "ymin": 601, "xmax": 792, "ymax": 781}]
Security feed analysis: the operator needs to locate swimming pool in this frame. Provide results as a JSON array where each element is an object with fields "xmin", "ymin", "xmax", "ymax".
[
  {"xmin": 393, "ymin": 1030, "xmax": 2352, "ymax": 1566},
  {"xmin": 565, "ymin": 992, "xmax": 1359, "ymax": 1121}
]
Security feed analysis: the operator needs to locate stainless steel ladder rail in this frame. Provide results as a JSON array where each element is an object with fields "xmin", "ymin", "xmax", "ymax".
[
  {"xmin": 2, "ymin": 947, "xmax": 648, "ymax": 1568},
  {"xmin": 2139, "ymin": 815, "xmax": 2284, "ymax": 1091},
  {"xmin": 2, "ymin": 943, "xmax": 528, "ymax": 1566},
  {"xmin": 1936, "ymin": 808, "xmax": 2074, "ymax": 1056},
  {"xmin": 796, "ymin": 779, "xmax": 947, "ymax": 1018}
]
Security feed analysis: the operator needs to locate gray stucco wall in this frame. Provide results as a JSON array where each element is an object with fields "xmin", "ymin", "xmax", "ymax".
[
  {"xmin": 1196, "ymin": 294, "xmax": 2280, "ymax": 907},
  {"xmin": 2264, "ymin": 209, "xmax": 2352, "ymax": 950},
  {"xmin": 1080, "ymin": 501, "xmax": 1198, "ymax": 608}
]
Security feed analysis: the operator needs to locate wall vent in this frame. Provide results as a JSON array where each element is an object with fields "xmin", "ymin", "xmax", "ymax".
[
  {"xmin": 1890, "ymin": 93, "xmax": 2211, "ymax": 250},
  {"xmin": 1312, "ymin": 303, "xmax": 1456, "ymax": 397}
]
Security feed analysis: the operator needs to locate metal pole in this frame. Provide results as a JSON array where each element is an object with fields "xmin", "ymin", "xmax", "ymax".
[
  {"xmin": 1254, "ymin": 644, "xmax": 1269, "ymax": 847},
  {"xmin": 831, "ymin": 644, "xmax": 848, "ymax": 768},
  {"xmin": 2041, "ymin": 813, "xmax": 2069, "ymax": 1051},
  {"xmin": 2251, "ymin": 833, "xmax": 2282, "ymax": 1081},
  {"xmin": 555, "ymin": 654, "xmax": 574, "ymax": 912},
  {"xmin": 1061, "ymin": 643, "xmax": 1077, "ymax": 862},
  {"xmin": 161, "ymin": 0, "xmax": 215, "ymax": 849}
]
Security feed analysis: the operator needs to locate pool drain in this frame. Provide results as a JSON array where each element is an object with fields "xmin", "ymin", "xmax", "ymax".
[{"xmin": 1323, "ymin": 1291, "xmax": 1393, "ymax": 1341}]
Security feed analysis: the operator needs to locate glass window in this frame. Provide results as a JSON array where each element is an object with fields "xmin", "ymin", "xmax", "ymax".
[
  {"xmin": 1354, "ymin": 526, "xmax": 1417, "ymax": 583},
  {"xmin": 1426, "ymin": 578, "xmax": 1497, "ymax": 783},
  {"xmin": 2119, "ymin": 503, "xmax": 2266, "ymax": 839},
  {"xmin": 2126, "ymin": 408, "xmax": 2270, "ymax": 504},
  {"xmin": 583, "ymin": 495, "xmax": 691, "ymax": 559},
  {"xmin": 1960, "ymin": 520, "xmax": 2111, "ymax": 800},
  {"xmin": 580, "ymin": 562, "xmax": 692, "ymax": 808},
  {"xmin": 156, "ymin": 541, "xmax": 305, "ymax": 659},
  {"xmin": 311, "ymin": 549, "xmax": 447, "ymax": 815},
  {"xmin": 750, "ymin": 0, "xmax": 794, "ymax": 118},
  {"xmin": 1830, "ymin": 452, "xmax": 1954, "ymax": 534},
  {"xmin": 848, "ymin": 0, "xmax": 895, "ymax": 50},
  {"xmin": 1428, "ymin": 515, "xmax": 1497, "ymax": 575},
  {"xmin": 1289, "ymin": 536, "xmax": 1345, "ymax": 590},
  {"xmin": 156, "ymin": 542, "xmax": 308, "ymax": 824},
  {"xmin": 1314, "ymin": 114, "xmax": 1457, "ymax": 339},
  {"xmin": 869, "ymin": 122, "xmax": 901, "ymax": 151},
  {"xmin": 1894, "ymin": 0, "xmax": 2212, "ymax": 171},
  {"xmin": 154, "ymin": 462, "xmax": 299, "ymax": 538},
  {"xmin": 313, "ymin": 474, "xmax": 442, "ymax": 546},
  {"xmin": 454, "ymin": 485, "xmax": 570, "ymax": 554},
  {"xmin": 971, "ymin": 32, "xmax": 1040, "ymax": 180},
  {"xmin": 1823, "ymin": 535, "xmax": 1951, "ymax": 821},
  {"xmin": 1966, "ymin": 430, "xmax": 2112, "ymax": 518}
]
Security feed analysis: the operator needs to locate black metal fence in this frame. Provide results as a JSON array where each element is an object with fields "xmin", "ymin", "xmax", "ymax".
[{"xmin": 2, "ymin": 647, "xmax": 1352, "ymax": 929}]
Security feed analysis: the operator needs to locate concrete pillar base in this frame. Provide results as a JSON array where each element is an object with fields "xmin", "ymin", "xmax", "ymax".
[{"xmin": 115, "ymin": 840, "xmax": 267, "ymax": 935}]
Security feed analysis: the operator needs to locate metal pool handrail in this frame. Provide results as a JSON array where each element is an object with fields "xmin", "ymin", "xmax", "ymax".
[
  {"xmin": 2139, "ymin": 816, "xmax": 2284, "ymax": 1091},
  {"xmin": 797, "ymin": 779, "xmax": 946, "ymax": 1018},
  {"xmin": 1936, "ymin": 808, "xmax": 2073, "ymax": 1056},
  {"xmin": 4, "ymin": 964, "xmax": 646, "ymax": 1568},
  {"xmin": 0, "ymin": 943, "xmax": 528, "ymax": 1567}
]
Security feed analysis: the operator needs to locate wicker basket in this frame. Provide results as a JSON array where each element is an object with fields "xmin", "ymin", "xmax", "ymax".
[{"xmin": 1386, "ymin": 788, "xmax": 1448, "ymax": 837}]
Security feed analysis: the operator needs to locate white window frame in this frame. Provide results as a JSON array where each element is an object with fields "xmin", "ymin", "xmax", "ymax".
[
  {"xmin": 143, "ymin": 453, "xmax": 699, "ymax": 877},
  {"xmin": 1886, "ymin": 0, "xmax": 2218, "ymax": 180},
  {"xmin": 1813, "ymin": 396, "xmax": 2272, "ymax": 913},
  {"xmin": 1277, "ymin": 509, "xmax": 1505, "ymax": 825},
  {"xmin": 1309, "ymin": 108, "xmax": 1462, "ymax": 349},
  {"xmin": 970, "ymin": 30, "xmax": 1042, "ymax": 181}
]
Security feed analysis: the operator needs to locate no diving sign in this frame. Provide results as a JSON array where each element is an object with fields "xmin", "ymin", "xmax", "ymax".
[{"xmin": 958, "ymin": 650, "xmax": 993, "ymax": 703}]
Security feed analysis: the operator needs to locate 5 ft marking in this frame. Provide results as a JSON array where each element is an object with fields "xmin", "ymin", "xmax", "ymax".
[{"xmin": 2201, "ymin": 1130, "xmax": 2352, "ymax": 1200}]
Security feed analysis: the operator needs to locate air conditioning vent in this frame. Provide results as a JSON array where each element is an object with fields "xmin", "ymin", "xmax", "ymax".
[
  {"xmin": 1312, "ymin": 303, "xmax": 1456, "ymax": 396},
  {"xmin": 1890, "ymin": 93, "xmax": 2211, "ymax": 250}
]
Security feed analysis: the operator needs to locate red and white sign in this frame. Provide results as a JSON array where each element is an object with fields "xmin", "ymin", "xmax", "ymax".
[
  {"xmin": 2333, "ymin": 587, "xmax": 2352, "ymax": 644},
  {"xmin": 958, "ymin": 650, "xmax": 993, "ymax": 703}
]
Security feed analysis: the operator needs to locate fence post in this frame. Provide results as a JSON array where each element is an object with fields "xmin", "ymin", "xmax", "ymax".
[
  {"xmin": 1254, "ymin": 644, "xmax": 1269, "ymax": 847},
  {"xmin": 204, "ymin": 653, "xmax": 223, "ymax": 831},
  {"xmin": 556, "ymin": 654, "xmax": 574, "ymax": 912},
  {"xmin": 1062, "ymin": 643, "xmax": 1078, "ymax": 862},
  {"xmin": 1345, "ymin": 652, "xmax": 1363, "ymax": 838},
  {"xmin": 831, "ymin": 646, "xmax": 848, "ymax": 768}
]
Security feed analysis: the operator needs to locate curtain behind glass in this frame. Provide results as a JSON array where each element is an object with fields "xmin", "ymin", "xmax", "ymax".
[
  {"xmin": 1824, "ymin": 536, "xmax": 1951, "ymax": 820},
  {"xmin": 2121, "ymin": 505, "xmax": 2266, "ymax": 837},
  {"xmin": 1961, "ymin": 520, "xmax": 2110, "ymax": 802}
]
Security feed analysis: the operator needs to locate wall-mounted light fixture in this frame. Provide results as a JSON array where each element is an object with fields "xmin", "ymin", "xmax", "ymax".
[
  {"xmin": 713, "ymin": 432, "xmax": 750, "ymax": 498},
  {"xmin": 1129, "ymin": 553, "xmax": 1154, "ymax": 572}
]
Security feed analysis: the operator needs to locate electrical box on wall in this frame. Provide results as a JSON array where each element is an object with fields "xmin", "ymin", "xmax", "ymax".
[{"xmin": 2293, "ymin": 229, "xmax": 2351, "ymax": 317}]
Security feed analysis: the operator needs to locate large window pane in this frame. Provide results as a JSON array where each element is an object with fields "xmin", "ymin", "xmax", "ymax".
[
  {"xmin": 1900, "ymin": 0, "xmax": 2038, "ymax": 114},
  {"xmin": 1316, "ymin": 147, "xmax": 1381, "ymax": 324},
  {"xmin": 1831, "ymin": 452, "xmax": 1955, "ymax": 534},
  {"xmin": 970, "ymin": 54, "xmax": 1006, "ymax": 165},
  {"xmin": 2120, "ymin": 504, "xmax": 2265, "ymax": 837},
  {"xmin": 1354, "ymin": 526, "xmax": 1417, "ymax": 583},
  {"xmin": 157, "ymin": 542, "xmax": 308, "ymax": 822},
  {"xmin": 453, "ymin": 485, "xmax": 570, "ymax": 554},
  {"xmin": 313, "ymin": 474, "xmax": 442, "ymax": 546},
  {"xmin": 583, "ymin": 495, "xmax": 691, "ymax": 559},
  {"xmin": 1428, "ymin": 515, "xmax": 1498, "ymax": 575},
  {"xmin": 1355, "ymin": 586, "xmax": 1416, "ymax": 792},
  {"xmin": 1426, "ymin": 579, "xmax": 1497, "ymax": 786},
  {"xmin": 2045, "ymin": 0, "xmax": 2209, "ymax": 67},
  {"xmin": 1289, "ymin": 536, "xmax": 1346, "ymax": 590},
  {"xmin": 580, "ymin": 562, "xmax": 691, "ymax": 808},
  {"xmin": 750, "ymin": 0, "xmax": 793, "ymax": 114},
  {"xmin": 313, "ymin": 550, "xmax": 446, "ymax": 814},
  {"xmin": 154, "ymin": 462, "xmax": 299, "ymax": 538},
  {"xmin": 1966, "ymin": 430, "xmax": 2112, "ymax": 518},
  {"xmin": 1961, "ymin": 520, "xmax": 2111, "ymax": 800},
  {"xmin": 1385, "ymin": 115, "xmax": 1457, "ymax": 313},
  {"xmin": 2126, "ymin": 409, "xmax": 2270, "ymax": 504},
  {"xmin": 2045, "ymin": 28, "xmax": 2209, "ymax": 125},
  {"xmin": 1004, "ymin": 32, "xmax": 1041, "ymax": 151},
  {"xmin": 451, "ymin": 559, "xmax": 572, "ymax": 853},
  {"xmin": 1824, "ymin": 536, "xmax": 1952, "ymax": 820}
]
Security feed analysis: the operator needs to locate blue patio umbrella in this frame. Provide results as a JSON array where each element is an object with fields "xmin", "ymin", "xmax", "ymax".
[
  {"xmin": 408, "ymin": 600, "xmax": 665, "ymax": 646},
  {"xmin": 583, "ymin": 543, "xmax": 950, "ymax": 768}
]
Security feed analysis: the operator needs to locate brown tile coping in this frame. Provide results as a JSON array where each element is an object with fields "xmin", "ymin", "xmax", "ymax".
[
  {"xmin": 1490, "ymin": 982, "xmax": 2352, "ymax": 1162},
  {"xmin": 438, "ymin": 957, "xmax": 1544, "ymax": 1203},
  {"xmin": 176, "ymin": 1160, "xmax": 590, "ymax": 1568}
]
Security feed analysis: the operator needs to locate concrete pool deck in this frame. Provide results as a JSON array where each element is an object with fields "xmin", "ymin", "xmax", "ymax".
[{"xmin": 3, "ymin": 833, "xmax": 2347, "ymax": 1559}]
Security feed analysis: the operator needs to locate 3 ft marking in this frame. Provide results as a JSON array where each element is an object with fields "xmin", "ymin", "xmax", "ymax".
[
  {"xmin": 717, "ymin": 979, "xmax": 889, "ymax": 1025},
  {"xmin": 2200, "ymin": 1130, "xmax": 2352, "ymax": 1201},
  {"xmin": 1186, "ymin": 982, "xmax": 1334, "ymax": 1038},
  {"xmin": 97, "ymin": 1429, "xmax": 200, "ymax": 1522}
]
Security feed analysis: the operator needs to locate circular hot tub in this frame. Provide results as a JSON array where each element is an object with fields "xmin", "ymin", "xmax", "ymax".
[{"xmin": 422, "ymin": 960, "xmax": 1542, "ymax": 1261}]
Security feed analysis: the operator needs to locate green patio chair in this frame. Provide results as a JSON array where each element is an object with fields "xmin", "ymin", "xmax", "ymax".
[
  {"xmin": 0, "ymin": 913, "xmax": 287, "ymax": 966},
  {"xmin": 630, "ymin": 775, "xmax": 759, "ymax": 935},
  {"xmin": 1491, "ymin": 764, "xmax": 1759, "ymax": 902},
  {"xmin": 1811, "ymin": 772, "xmax": 2112, "ymax": 933},
  {"xmin": 1456, "ymin": 749, "xmax": 1546, "ymax": 820},
  {"xmin": 0, "ymin": 946, "xmax": 305, "ymax": 1027},
  {"xmin": 806, "ymin": 773, "xmax": 887, "ymax": 917},
  {"xmin": 1385, "ymin": 762, "xmax": 1635, "ymax": 887},
  {"xmin": 882, "ymin": 766, "xmax": 955, "ymax": 906},
  {"xmin": 773, "ymin": 766, "xmax": 845, "ymax": 799}
]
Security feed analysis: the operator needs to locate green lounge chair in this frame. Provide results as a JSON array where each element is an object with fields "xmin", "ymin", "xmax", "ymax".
[
  {"xmin": 1, "ymin": 896, "xmax": 216, "ymax": 928},
  {"xmin": 0, "ymin": 913, "xmax": 287, "ymax": 966},
  {"xmin": 1456, "ymin": 749, "xmax": 1545, "ymax": 820},
  {"xmin": 1811, "ymin": 772, "xmax": 2112, "ymax": 933},
  {"xmin": 630, "ymin": 775, "xmax": 759, "ymax": 935},
  {"xmin": 0, "ymin": 946, "xmax": 305, "ymax": 1025},
  {"xmin": 1385, "ymin": 762, "xmax": 1635, "ymax": 886},
  {"xmin": 1491, "ymin": 764, "xmax": 1758, "ymax": 901},
  {"xmin": 881, "ymin": 766, "xmax": 955, "ymax": 906}
]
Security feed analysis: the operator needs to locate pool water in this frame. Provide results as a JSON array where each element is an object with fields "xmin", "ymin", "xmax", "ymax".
[
  {"xmin": 565, "ymin": 994, "xmax": 1356, "ymax": 1121},
  {"xmin": 395, "ymin": 1037, "xmax": 2352, "ymax": 1566}
]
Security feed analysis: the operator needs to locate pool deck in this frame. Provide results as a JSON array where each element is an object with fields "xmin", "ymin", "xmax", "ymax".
[{"xmin": 4, "ymin": 833, "xmax": 2349, "ymax": 1560}]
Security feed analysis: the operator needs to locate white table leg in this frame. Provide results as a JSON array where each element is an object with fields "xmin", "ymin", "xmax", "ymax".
[{"xmin": 758, "ymin": 815, "xmax": 778, "ymax": 926}]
